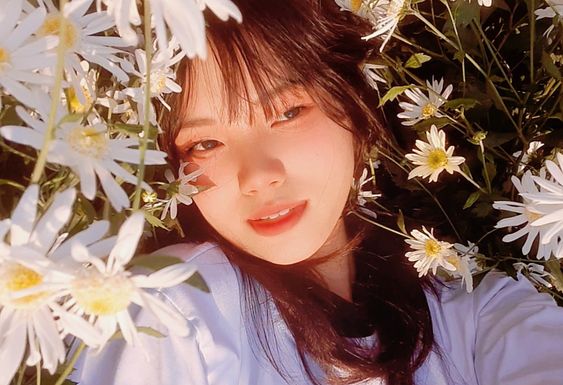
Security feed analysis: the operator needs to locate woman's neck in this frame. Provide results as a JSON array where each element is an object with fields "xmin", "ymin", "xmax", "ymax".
[{"xmin": 311, "ymin": 217, "xmax": 355, "ymax": 301}]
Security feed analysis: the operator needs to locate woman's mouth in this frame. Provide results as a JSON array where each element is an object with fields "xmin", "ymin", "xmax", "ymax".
[{"xmin": 247, "ymin": 201, "xmax": 307, "ymax": 236}]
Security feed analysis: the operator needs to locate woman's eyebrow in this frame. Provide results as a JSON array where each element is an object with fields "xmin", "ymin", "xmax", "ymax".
[
  {"xmin": 181, "ymin": 117, "xmax": 217, "ymax": 128},
  {"xmin": 254, "ymin": 81, "xmax": 303, "ymax": 104}
]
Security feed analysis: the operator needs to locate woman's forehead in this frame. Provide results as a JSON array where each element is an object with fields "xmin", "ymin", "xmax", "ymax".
[{"xmin": 182, "ymin": 52, "xmax": 306, "ymax": 127}]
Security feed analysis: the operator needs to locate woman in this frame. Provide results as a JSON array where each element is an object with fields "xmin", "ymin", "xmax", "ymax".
[{"xmin": 75, "ymin": 0, "xmax": 563, "ymax": 384}]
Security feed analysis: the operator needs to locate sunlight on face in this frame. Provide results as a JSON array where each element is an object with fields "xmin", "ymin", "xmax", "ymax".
[{"xmin": 174, "ymin": 54, "xmax": 355, "ymax": 265}]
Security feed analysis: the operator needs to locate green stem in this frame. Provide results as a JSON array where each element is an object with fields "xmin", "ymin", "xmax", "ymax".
[
  {"xmin": 36, "ymin": 364, "xmax": 40, "ymax": 385},
  {"xmin": 15, "ymin": 364, "xmax": 25, "ymax": 385},
  {"xmin": 351, "ymin": 211, "xmax": 409, "ymax": 239},
  {"xmin": 30, "ymin": 0, "xmax": 68, "ymax": 184},
  {"xmin": 378, "ymin": 149, "xmax": 462, "ymax": 240},
  {"xmin": 479, "ymin": 143, "xmax": 492, "ymax": 193},
  {"xmin": 132, "ymin": 0, "xmax": 153, "ymax": 210},
  {"xmin": 441, "ymin": 0, "xmax": 466, "ymax": 82},
  {"xmin": 471, "ymin": 21, "xmax": 522, "ymax": 103},
  {"xmin": 53, "ymin": 343, "xmax": 86, "ymax": 385},
  {"xmin": 413, "ymin": 11, "xmax": 523, "ymax": 139},
  {"xmin": 459, "ymin": 170, "xmax": 486, "ymax": 192}
]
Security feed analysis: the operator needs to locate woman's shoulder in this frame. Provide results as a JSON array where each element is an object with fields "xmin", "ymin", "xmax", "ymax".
[
  {"xmin": 153, "ymin": 242, "xmax": 243, "ymax": 325},
  {"xmin": 425, "ymin": 271, "xmax": 563, "ymax": 385}
]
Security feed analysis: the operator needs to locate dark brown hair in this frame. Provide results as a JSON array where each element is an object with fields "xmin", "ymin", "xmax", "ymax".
[{"xmin": 158, "ymin": 1, "xmax": 435, "ymax": 384}]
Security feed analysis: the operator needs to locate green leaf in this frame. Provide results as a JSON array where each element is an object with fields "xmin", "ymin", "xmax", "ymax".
[
  {"xmin": 378, "ymin": 85, "xmax": 412, "ymax": 107},
  {"xmin": 404, "ymin": 53, "xmax": 432, "ymax": 69},
  {"xmin": 542, "ymin": 51, "xmax": 562, "ymax": 80},
  {"xmin": 443, "ymin": 98, "xmax": 480, "ymax": 110},
  {"xmin": 396, "ymin": 209, "xmax": 407, "ymax": 234},
  {"xmin": 412, "ymin": 117, "xmax": 450, "ymax": 131},
  {"xmin": 452, "ymin": 0, "xmax": 480, "ymax": 26},
  {"xmin": 453, "ymin": 50, "xmax": 466, "ymax": 63},
  {"xmin": 463, "ymin": 191, "xmax": 481, "ymax": 209},
  {"xmin": 483, "ymin": 160, "xmax": 497, "ymax": 182},
  {"xmin": 128, "ymin": 254, "xmax": 185, "ymax": 271},
  {"xmin": 547, "ymin": 259, "xmax": 563, "ymax": 293},
  {"xmin": 144, "ymin": 210, "xmax": 168, "ymax": 229},
  {"xmin": 483, "ymin": 132, "xmax": 515, "ymax": 147},
  {"xmin": 186, "ymin": 271, "xmax": 210, "ymax": 293},
  {"xmin": 488, "ymin": 75, "xmax": 505, "ymax": 83},
  {"xmin": 111, "ymin": 326, "xmax": 166, "ymax": 341}
]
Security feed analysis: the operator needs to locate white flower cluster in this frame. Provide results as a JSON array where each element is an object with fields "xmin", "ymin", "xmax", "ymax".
[
  {"xmin": 0, "ymin": 0, "xmax": 241, "ymax": 382},
  {"xmin": 0, "ymin": 185, "xmax": 195, "ymax": 385},
  {"xmin": 494, "ymin": 152, "xmax": 563, "ymax": 260},
  {"xmin": 0, "ymin": 0, "xmax": 240, "ymax": 212},
  {"xmin": 405, "ymin": 226, "xmax": 479, "ymax": 292}
]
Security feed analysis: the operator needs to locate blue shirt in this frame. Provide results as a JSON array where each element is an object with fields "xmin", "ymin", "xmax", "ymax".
[{"xmin": 74, "ymin": 242, "xmax": 563, "ymax": 384}]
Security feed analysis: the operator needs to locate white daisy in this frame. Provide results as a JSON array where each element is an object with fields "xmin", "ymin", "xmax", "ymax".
[
  {"xmin": 398, "ymin": 77, "xmax": 453, "ymax": 126},
  {"xmin": 362, "ymin": 62, "xmax": 387, "ymax": 93},
  {"xmin": 335, "ymin": 0, "xmax": 381, "ymax": 24},
  {"xmin": 451, "ymin": 242, "xmax": 480, "ymax": 293},
  {"xmin": 512, "ymin": 140, "xmax": 544, "ymax": 172},
  {"xmin": 522, "ymin": 153, "xmax": 563, "ymax": 249},
  {"xmin": 535, "ymin": 0, "xmax": 563, "ymax": 41},
  {"xmin": 65, "ymin": 60, "xmax": 99, "ymax": 113},
  {"xmin": 97, "ymin": 0, "xmax": 242, "ymax": 57},
  {"xmin": 355, "ymin": 167, "xmax": 381, "ymax": 207},
  {"xmin": 514, "ymin": 262, "xmax": 554, "ymax": 289},
  {"xmin": 405, "ymin": 125, "xmax": 466, "ymax": 182},
  {"xmin": 466, "ymin": 0, "xmax": 493, "ymax": 7},
  {"xmin": 0, "ymin": 98, "xmax": 167, "ymax": 210},
  {"xmin": 0, "ymin": 186, "xmax": 101, "ymax": 385},
  {"xmin": 62, "ymin": 212, "xmax": 196, "ymax": 348},
  {"xmin": 160, "ymin": 162, "xmax": 202, "ymax": 220},
  {"xmin": 39, "ymin": 0, "xmax": 130, "ymax": 83},
  {"xmin": 405, "ymin": 226, "xmax": 458, "ymax": 277},
  {"xmin": 493, "ymin": 171, "xmax": 559, "ymax": 259},
  {"xmin": 0, "ymin": 1, "xmax": 58, "ymax": 108},
  {"xmin": 535, "ymin": 0, "xmax": 563, "ymax": 20},
  {"xmin": 120, "ymin": 41, "xmax": 184, "ymax": 123},
  {"xmin": 360, "ymin": 0, "xmax": 410, "ymax": 51}
]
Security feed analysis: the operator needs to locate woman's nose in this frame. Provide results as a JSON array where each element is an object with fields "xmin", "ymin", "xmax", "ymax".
[{"xmin": 237, "ymin": 151, "xmax": 286, "ymax": 196}]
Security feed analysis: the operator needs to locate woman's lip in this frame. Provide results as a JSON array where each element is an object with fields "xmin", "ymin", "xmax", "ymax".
[
  {"xmin": 248, "ymin": 200, "xmax": 307, "ymax": 220},
  {"xmin": 247, "ymin": 202, "xmax": 307, "ymax": 236}
]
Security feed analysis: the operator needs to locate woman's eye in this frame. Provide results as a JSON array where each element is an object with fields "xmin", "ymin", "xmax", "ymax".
[
  {"xmin": 277, "ymin": 106, "xmax": 304, "ymax": 122},
  {"xmin": 189, "ymin": 140, "xmax": 222, "ymax": 155}
]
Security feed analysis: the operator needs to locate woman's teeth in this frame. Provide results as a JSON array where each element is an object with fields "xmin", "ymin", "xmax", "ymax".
[{"xmin": 259, "ymin": 208, "xmax": 291, "ymax": 221}]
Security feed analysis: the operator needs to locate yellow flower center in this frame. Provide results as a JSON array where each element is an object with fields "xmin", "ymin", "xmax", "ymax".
[
  {"xmin": 350, "ymin": 0, "xmax": 364, "ymax": 11},
  {"xmin": 71, "ymin": 273, "xmax": 134, "ymax": 316},
  {"xmin": 445, "ymin": 255, "xmax": 461, "ymax": 270},
  {"xmin": 424, "ymin": 239, "xmax": 442, "ymax": 258},
  {"xmin": 67, "ymin": 86, "xmax": 93, "ymax": 113},
  {"xmin": 39, "ymin": 15, "xmax": 78, "ymax": 50},
  {"xmin": 0, "ymin": 264, "xmax": 49, "ymax": 309},
  {"xmin": 142, "ymin": 191, "xmax": 157, "ymax": 203},
  {"xmin": 66, "ymin": 126, "xmax": 108, "ymax": 159},
  {"xmin": 0, "ymin": 47, "xmax": 10, "ymax": 68},
  {"xmin": 427, "ymin": 149, "xmax": 448, "ymax": 170},
  {"xmin": 387, "ymin": 0, "xmax": 408, "ymax": 17},
  {"xmin": 150, "ymin": 71, "xmax": 168, "ymax": 95},
  {"xmin": 525, "ymin": 208, "xmax": 543, "ymax": 223},
  {"xmin": 421, "ymin": 103, "xmax": 437, "ymax": 118}
]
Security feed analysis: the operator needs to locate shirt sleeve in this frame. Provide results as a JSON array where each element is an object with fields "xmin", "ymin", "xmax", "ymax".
[{"xmin": 473, "ymin": 272, "xmax": 563, "ymax": 385}]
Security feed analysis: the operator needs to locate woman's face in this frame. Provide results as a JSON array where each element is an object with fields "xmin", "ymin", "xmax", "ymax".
[{"xmin": 174, "ymin": 56, "xmax": 356, "ymax": 264}]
